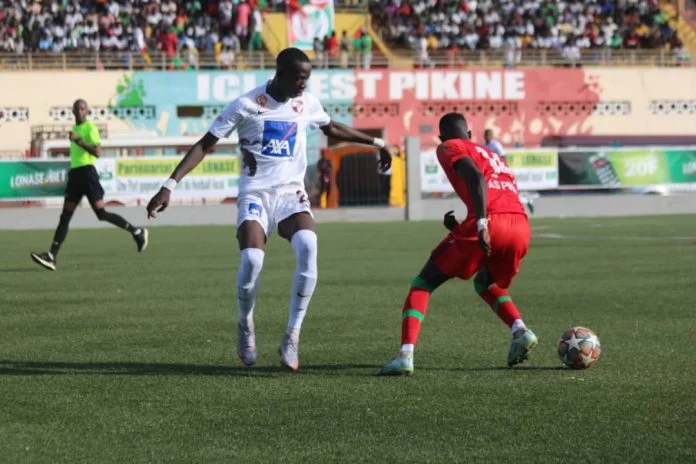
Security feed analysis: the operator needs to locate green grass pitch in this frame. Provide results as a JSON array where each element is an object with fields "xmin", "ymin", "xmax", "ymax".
[{"xmin": 1, "ymin": 215, "xmax": 695, "ymax": 463}]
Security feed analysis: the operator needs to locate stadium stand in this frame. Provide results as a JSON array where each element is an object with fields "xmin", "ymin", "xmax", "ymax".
[
  {"xmin": 0, "ymin": 0, "xmax": 271, "ymax": 68},
  {"xmin": 369, "ymin": 0, "xmax": 692, "ymax": 66},
  {"xmin": 0, "ymin": 0, "xmax": 692, "ymax": 69}
]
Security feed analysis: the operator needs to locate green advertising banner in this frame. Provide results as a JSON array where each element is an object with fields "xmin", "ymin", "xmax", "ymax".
[
  {"xmin": 105, "ymin": 157, "xmax": 240, "ymax": 197},
  {"xmin": 504, "ymin": 150, "xmax": 558, "ymax": 190},
  {"xmin": 0, "ymin": 157, "xmax": 242, "ymax": 201},
  {"xmin": 0, "ymin": 160, "xmax": 70, "ymax": 198},
  {"xmin": 421, "ymin": 148, "xmax": 558, "ymax": 192},
  {"xmin": 558, "ymin": 148, "xmax": 696, "ymax": 188}
]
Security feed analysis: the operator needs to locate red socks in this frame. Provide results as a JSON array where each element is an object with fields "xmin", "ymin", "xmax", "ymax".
[
  {"xmin": 476, "ymin": 283, "xmax": 521, "ymax": 327},
  {"xmin": 401, "ymin": 277, "xmax": 433, "ymax": 345}
]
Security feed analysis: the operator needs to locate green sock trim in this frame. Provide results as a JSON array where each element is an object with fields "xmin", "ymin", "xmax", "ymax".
[
  {"xmin": 411, "ymin": 276, "xmax": 434, "ymax": 293},
  {"xmin": 402, "ymin": 309, "xmax": 425, "ymax": 322},
  {"xmin": 493, "ymin": 296, "xmax": 512, "ymax": 312}
]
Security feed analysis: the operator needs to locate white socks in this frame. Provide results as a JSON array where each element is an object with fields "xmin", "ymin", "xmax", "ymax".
[
  {"xmin": 236, "ymin": 230, "xmax": 317, "ymax": 341},
  {"xmin": 287, "ymin": 230, "xmax": 318, "ymax": 338},
  {"xmin": 511, "ymin": 319, "xmax": 526, "ymax": 335},
  {"xmin": 237, "ymin": 248, "xmax": 265, "ymax": 328}
]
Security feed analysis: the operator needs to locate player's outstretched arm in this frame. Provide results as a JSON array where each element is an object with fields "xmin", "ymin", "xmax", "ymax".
[
  {"xmin": 453, "ymin": 157, "xmax": 491, "ymax": 254},
  {"xmin": 146, "ymin": 132, "xmax": 219, "ymax": 218},
  {"xmin": 320, "ymin": 121, "xmax": 392, "ymax": 172},
  {"xmin": 169, "ymin": 132, "xmax": 220, "ymax": 182}
]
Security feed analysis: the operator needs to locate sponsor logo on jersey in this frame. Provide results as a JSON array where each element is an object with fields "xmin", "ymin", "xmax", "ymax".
[
  {"xmin": 248, "ymin": 203, "xmax": 263, "ymax": 217},
  {"xmin": 261, "ymin": 120, "xmax": 297, "ymax": 158}
]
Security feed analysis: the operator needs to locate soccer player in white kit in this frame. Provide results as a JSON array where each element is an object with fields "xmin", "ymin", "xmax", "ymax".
[{"xmin": 146, "ymin": 48, "xmax": 392, "ymax": 371}]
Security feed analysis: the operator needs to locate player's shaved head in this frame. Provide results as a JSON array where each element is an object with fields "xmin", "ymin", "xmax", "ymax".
[
  {"xmin": 439, "ymin": 112, "xmax": 471, "ymax": 142},
  {"xmin": 272, "ymin": 47, "xmax": 312, "ymax": 101},
  {"xmin": 72, "ymin": 98, "xmax": 89, "ymax": 123},
  {"xmin": 276, "ymin": 47, "xmax": 310, "ymax": 71}
]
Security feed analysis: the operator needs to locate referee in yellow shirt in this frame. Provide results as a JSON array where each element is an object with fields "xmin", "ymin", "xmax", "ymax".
[{"xmin": 31, "ymin": 99, "xmax": 148, "ymax": 271}]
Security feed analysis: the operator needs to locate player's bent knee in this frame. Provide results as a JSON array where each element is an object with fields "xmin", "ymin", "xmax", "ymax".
[
  {"xmin": 291, "ymin": 230, "xmax": 318, "ymax": 273},
  {"xmin": 473, "ymin": 278, "xmax": 487, "ymax": 294},
  {"xmin": 240, "ymin": 248, "xmax": 265, "ymax": 274},
  {"xmin": 411, "ymin": 275, "xmax": 436, "ymax": 293},
  {"xmin": 291, "ymin": 230, "xmax": 317, "ymax": 255},
  {"xmin": 237, "ymin": 248, "xmax": 265, "ymax": 295},
  {"xmin": 94, "ymin": 208, "xmax": 108, "ymax": 221},
  {"xmin": 474, "ymin": 267, "xmax": 494, "ymax": 289}
]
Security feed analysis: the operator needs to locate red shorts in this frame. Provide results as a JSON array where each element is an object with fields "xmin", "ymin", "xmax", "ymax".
[{"xmin": 431, "ymin": 213, "xmax": 530, "ymax": 289}]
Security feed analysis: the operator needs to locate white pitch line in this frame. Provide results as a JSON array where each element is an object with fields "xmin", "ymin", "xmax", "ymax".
[{"xmin": 535, "ymin": 233, "xmax": 693, "ymax": 241}]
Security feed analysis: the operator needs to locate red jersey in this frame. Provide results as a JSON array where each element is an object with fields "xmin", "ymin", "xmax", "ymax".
[{"xmin": 436, "ymin": 138, "xmax": 526, "ymax": 220}]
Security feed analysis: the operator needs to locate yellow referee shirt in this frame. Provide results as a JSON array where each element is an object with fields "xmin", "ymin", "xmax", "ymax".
[{"xmin": 70, "ymin": 121, "xmax": 101, "ymax": 169}]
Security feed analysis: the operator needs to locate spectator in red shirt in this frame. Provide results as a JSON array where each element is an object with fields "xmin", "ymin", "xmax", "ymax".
[
  {"xmin": 327, "ymin": 31, "xmax": 339, "ymax": 62},
  {"xmin": 624, "ymin": 30, "xmax": 639, "ymax": 48},
  {"xmin": 396, "ymin": 3, "xmax": 411, "ymax": 16},
  {"xmin": 235, "ymin": 0, "xmax": 251, "ymax": 44},
  {"xmin": 159, "ymin": 26, "xmax": 178, "ymax": 58}
]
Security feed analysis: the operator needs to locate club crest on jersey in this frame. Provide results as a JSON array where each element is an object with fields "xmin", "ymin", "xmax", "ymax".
[
  {"xmin": 292, "ymin": 99, "xmax": 304, "ymax": 114},
  {"xmin": 261, "ymin": 120, "xmax": 297, "ymax": 158},
  {"xmin": 256, "ymin": 94, "xmax": 268, "ymax": 109}
]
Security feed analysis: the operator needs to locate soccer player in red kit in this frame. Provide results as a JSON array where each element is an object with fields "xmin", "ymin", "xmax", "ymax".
[{"xmin": 380, "ymin": 113, "xmax": 537, "ymax": 375}]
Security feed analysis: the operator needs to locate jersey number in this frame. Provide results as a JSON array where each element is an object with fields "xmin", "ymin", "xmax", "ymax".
[{"xmin": 475, "ymin": 146, "xmax": 510, "ymax": 175}]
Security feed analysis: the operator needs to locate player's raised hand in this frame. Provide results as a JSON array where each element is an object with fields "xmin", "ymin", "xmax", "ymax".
[
  {"xmin": 443, "ymin": 210, "xmax": 458, "ymax": 231},
  {"xmin": 242, "ymin": 148, "xmax": 257, "ymax": 176},
  {"xmin": 478, "ymin": 229, "xmax": 491, "ymax": 256},
  {"xmin": 378, "ymin": 147, "xmax": 392, "ymax": 173},
  {"xmin": 146, "ymin": 188, "xmax": 171, "ymax": 219}
]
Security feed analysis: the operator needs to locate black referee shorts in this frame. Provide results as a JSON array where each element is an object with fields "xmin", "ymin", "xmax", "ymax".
[{"xmin": 65, "ymin": 165, "xmax": 105, "ymax": 204}]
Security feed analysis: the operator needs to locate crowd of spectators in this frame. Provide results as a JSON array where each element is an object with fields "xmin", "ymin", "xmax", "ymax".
[
  {"xmin": 0, "ymin": 0, "xmax": 270, "ymax": 67},
  {"xmin": 312, "ymin": 29, "xmax": 374, "ymax": 68},
  {"xmin": 1, "ymin": 0, "xmax": 691, "ymax": 68},
  {"xmin": 370, "ymin": 0, "xmax": 690, "ymax": 65}
]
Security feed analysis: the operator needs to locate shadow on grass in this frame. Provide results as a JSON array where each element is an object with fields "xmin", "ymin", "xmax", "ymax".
[
  {"xmin": 0, "ymin": 360, "xmax": 567, "ymax": 377},
  {"xmin": 418, "ymin": 365, "xmax": 567, "ymax": 372},
  {"xmin": 0, "ymin": 360, "xmax": 285, "ymax": 377},
  {"xmin": 0, "ymin": 361, "xmax": 389, "ymax": 377}
]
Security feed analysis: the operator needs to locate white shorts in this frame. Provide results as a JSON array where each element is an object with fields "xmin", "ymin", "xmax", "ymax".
[{"xmin": 237, "ymin": 185, "xmax": 312, "ymax": 237}]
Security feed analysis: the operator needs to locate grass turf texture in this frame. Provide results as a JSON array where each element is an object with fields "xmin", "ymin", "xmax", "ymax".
[{"xmin": 1, "ymin": 215, "xmax": 695, "ymax": 463}]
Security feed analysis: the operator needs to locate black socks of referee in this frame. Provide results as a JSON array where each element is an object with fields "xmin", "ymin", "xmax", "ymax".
[
  {"xmin": 94, "ymin": 208, "xmax": 137, "ymax": 233},
  {"xmin": 50, "ymin": 209, "xmax": 74, "ymax": 257},
  {"xmin": 50, "ymin": 208, "xmax": 138, "ymax": 258}
]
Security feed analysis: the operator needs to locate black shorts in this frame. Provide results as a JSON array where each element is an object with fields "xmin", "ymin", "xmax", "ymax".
[{"xmin": 65, "ymin": 165, "xmax": 104, "ymax": 204}]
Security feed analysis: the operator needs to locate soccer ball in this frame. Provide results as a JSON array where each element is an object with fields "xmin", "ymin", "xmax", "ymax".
[{"xmin": 557, "ymin": 327, "xmax": 601, "ymax": 369}]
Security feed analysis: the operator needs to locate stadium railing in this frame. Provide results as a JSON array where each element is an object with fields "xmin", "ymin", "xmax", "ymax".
[
  {"xmin": 0, "ymin": 48, "xmax": 691, "ymax": 71},
  {"xmin": 0, "ymin": 50, "xmax": 276, "ymax": 71},
  {"xmin": 405, "ymin": 47, "xmax": 692, "ymax": 68}
]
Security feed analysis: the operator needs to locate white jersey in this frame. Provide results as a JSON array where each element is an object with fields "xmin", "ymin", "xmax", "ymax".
[{"xmin": 208, "ymin": 83, "xmax": 331, "ymax": 194}]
